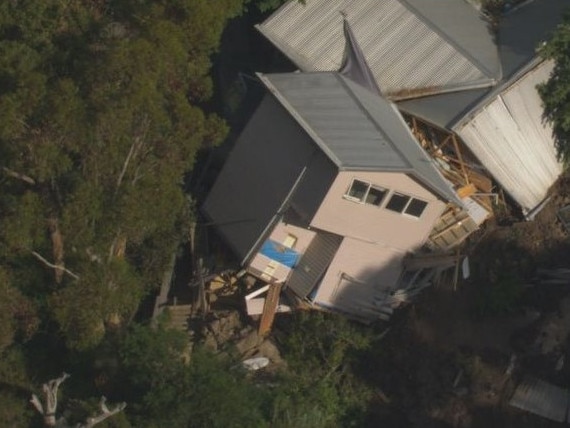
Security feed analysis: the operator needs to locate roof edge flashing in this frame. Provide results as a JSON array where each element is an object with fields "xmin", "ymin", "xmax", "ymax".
[{"xmin": 452, "ymin": 56, "xmax": 546, "ymax": 130}]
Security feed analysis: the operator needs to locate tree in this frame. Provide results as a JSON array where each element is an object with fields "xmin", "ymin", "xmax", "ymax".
[
  {"xmin": 251, "ymin": 0, "xmax": 306, "ymax": 13},
  {"xmin": 118, "ymin": 323, "xmax": 268, "ymax": 427},
  {"xmin": 270, "ymin": 312, "xmax": 374, "ymax": 427},
  {"xmin": 30, "ymin": 373, "xmax": 126, "ymax": 427},
  {"xmin": 0, "ymin": 0, "xmax": 244, "ymax": 349},
  {"xmin": 539, "ymin": 13, "xmax": 570, "ymax": 164}
]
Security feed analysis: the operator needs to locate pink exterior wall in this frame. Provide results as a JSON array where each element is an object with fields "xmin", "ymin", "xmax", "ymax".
[
  {"xmin": 249, "ymin": 221, "xmax": 316, "ymax": 282},
  {"xmin": 311, "ymin": 171, "xmax": 447, "ymax": 251},
  {"xmin": 313, "ymin": 237, "xmax": 405, "ymax": 316}
]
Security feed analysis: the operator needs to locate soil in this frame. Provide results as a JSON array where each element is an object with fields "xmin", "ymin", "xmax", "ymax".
[
  {"xmin": 191, "ymin": 9, "xmax": 570, "ymax": 427},
  {"xmin": 368, "ymin": 173, "xmax": 570, "ymax": 427}
]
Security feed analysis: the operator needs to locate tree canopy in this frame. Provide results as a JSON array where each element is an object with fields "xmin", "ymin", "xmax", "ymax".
[
  {"xmin": 0, "ymin": 1, "xmax": 383, "ymax": 427},
  {"xmin": 0, "ymin": 0, "xmax": 245, "ymax": 350},
  {"xmin": 539, "ymin": 12, "xmax": 570, "ymax": 164}
]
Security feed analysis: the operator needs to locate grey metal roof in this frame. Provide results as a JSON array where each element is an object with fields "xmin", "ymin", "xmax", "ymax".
[
  {"xmin": 259, "ymin": 72, "xmax": 460, "ymax": 204},
  {"xmin": 396, "ymin": 0, "xmax": 567, "ymax": 129},
  {"xmin": 257, "ymin": 0, "xmax": 500, "ymax": 100},
  {"xmin": 509, "ymin": 377, "xmax": 570, "ymax": 423},
  {"xmin": 397, "ymin": 87, "xmax": 491, "ymax": 130}
]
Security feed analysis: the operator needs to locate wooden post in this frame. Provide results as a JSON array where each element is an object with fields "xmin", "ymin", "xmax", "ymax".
[
  {"xmin": 451, "ymin": 134, "xmax": 470, "ymax": 185},
  {"xmin": 258, "ymin": 282, "xmax": 283, "ymax": 337}
]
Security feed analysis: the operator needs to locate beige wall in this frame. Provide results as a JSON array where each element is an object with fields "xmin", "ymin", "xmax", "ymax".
[
  {"xmin": 311, "ymin": 171, "xmax": 446, "ymax": 251},
  {"xmin": 313, "ymin": 237, "xmax": 405, "ymax": 318},
  {"xmin": 249, "ymin": 221, "xmax": 316, "ymax": 282}
]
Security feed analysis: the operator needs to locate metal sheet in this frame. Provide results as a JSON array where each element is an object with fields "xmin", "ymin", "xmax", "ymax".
[
  {"xmin": 456, "ymin": 61, "xmax": 563, "ymax": 214},
  {"xmin": 260, "ymin": 72, "xmax": 460, "ymax": 205},
  {"xmin": 397, "ymin": 0, "xmax": 567, "ymax": 131},
  {"xmin": 257, "ymin": 0, "xmax": 500, "ymax": 99},
  {"xmin": 509, "ymin": 377, "xmax": 570, "ymax": 423}
]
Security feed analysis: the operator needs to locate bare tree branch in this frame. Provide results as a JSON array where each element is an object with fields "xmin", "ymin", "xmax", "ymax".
[
  {"xmin": 47, "ymin": 218, "xmax": 65, "ymax": 284},
  {"xmin": 116, "ymin": 117, "xmax": 149, "ymax": 192},
  {"xmin": 115, "ymin": 140, "xmax": 137, "ymax": 191},
  {"xmin": 31, "ymin": 374, "xmax": 126, "ymax": 428},
  {"xmin": 31, "ymin": 251, "xmax": 80, "ymax": 280},
  {"xmin": 30, "ymin": 394, "xmax": 44, "ymax": 415},
  {"xmin": 30, "ymin": 372, "xmax": 70, "ymax": 427},
  {"xmin": 79, "ymin": 397, "xmax": 127, "ymax": 428},
  {"xmin": 2, "ymin": 166, "xmax": 36, "ymax": 185}
]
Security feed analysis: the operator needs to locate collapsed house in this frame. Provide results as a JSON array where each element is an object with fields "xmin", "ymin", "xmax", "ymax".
[{"xmin": 203, "ymin": 0, "xmax": 567, "ymax": 323}]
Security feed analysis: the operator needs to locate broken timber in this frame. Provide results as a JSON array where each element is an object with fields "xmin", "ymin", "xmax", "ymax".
[
  {"xmin": 258, "ymin": 282, "xmax": 283, "ymax": 336},
  {"xmin": 407, "ymin": 114, "xmax": 496, "ymax": 214}
]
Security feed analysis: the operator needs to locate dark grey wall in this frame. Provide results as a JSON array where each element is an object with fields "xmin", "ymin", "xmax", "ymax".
[{"xmin": 202, "ymin": 94, "xmax": 329, "ymax": 262}]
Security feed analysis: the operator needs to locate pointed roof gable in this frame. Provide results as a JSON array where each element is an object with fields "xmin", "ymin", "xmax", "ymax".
[
  {"xmin": 257, "ymin": 0, "xmax": 500, "ymax": 100},
  {"xmin": 259, "ymin": 72, "xmax": 460, "ymax": 205}
]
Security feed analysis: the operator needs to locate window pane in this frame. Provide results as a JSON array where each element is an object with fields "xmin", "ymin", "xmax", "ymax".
[
  {"xmin": 366, "ymin": 186, "xmax": 387, "ymax": 206},
  {"xmin": 346, "ymin": 180, "xmax": 368, "ymax": 201},
  {"xmin": 405, "ymin": 198, "xmax": 428, "ymax": 217},
  {"xmin": 385, "ymin": 193, "xmax": 410, "ymax": 213}
]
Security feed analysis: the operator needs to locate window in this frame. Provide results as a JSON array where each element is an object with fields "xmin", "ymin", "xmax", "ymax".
[
  {"xmin": 385, "ymin": 192, "xmax": 428, "ymax": 218},
  {"xmin": 406, "ymin": 198, "xmax": 428, "ymax": 217},
  {"xmin": 346, "ymin": 179, "xmax": 368, "ymax": 201},
  {"xmin": 345, "ymin": 179, "xmax": 387, "ymax": 207},
  {"xmin": 385, "ymin": 193, "xmax": 410, "ymax": 212},
  {"xmin": 366, "ymin": 186, "xmax": 387, "ymax": 206},
  {"xmin": 282, "ymin": 234, "xmax": 297, "ymax": 249}
]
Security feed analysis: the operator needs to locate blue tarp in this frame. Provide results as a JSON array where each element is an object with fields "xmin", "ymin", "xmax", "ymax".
[{"xmin": 260, "ymin": 239, "xmax": 299, "ymax": 268}]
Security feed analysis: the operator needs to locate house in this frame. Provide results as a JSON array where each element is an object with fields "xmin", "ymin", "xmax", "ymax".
[
  {"xmin": 258, "ymin": 0, "xmax": 567, "ymax": 217},
  {"xmin": 203, "ymin": 71, "xmax": 466, "ymax": 321},
  {"xmin": 203, "ymin": 0, "xmax": 567, "ymax": 322}
]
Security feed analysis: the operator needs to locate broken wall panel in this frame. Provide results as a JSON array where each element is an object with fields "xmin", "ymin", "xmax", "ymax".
[
  {"xmin": 509, "ymin": 377, "xmax": 570, "ymax": 423},
  {"xmin": 455, "ymin": 61, "xmax": 563, "ymax": 215}
]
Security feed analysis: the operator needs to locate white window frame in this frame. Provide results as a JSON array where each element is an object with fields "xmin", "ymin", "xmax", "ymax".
[
  {"xmin": 385, "ymin": 192, "xmax": 428, "ymax": 219},
  {"xmin": 344, "ymin": 179, "xmax": 388, "ymax": 207}
]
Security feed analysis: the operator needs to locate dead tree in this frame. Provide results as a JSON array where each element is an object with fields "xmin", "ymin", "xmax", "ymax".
[{"xmin": 30, "ymin": 373, "xmax": 126, "ymax": 427}]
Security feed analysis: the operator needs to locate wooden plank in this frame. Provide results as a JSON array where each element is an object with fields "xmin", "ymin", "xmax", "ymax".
[
  {"xmin": 457, "ymin": 183, "xmax": 477, "ymax": 199},
  {"xmin": 258, "ymin": 282, "xmax": 283, "ymax": 336},
  {"xmin": 451, "ymin": 134, "xmax": 470, "ymax": 185},
  {"xmin": 405, "ymin": 253, "xmax": 463, "ymax": 269},
  {"xmin": 467, "ymin": 169, "xmax": 493, "ymax": 194},
  {"xmin": 430, "ymin": 220, "xmax": 465, "ymax": 241},
  {"xmin": 246, "ymin": 297, "xmax": 292, "ymax": 316}
]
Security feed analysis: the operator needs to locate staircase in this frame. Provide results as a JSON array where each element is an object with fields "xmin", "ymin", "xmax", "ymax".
[{"xmin": 164, "ymin": 304, "xmax": 193, "ymax": 331}]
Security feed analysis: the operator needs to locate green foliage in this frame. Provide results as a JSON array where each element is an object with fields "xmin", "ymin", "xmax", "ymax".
[
  {"xmin": 251, "ymin": 0, "xmax": 306, "ymax": 13},
  {"xmin": 271, "ymin": 312, "xmax": 374, "ymax": 427},
  {"xmin": 119, "ymin": 323, "xmax": 267, "ymax": 427},
  {"xmin": 476, "ymin": 274, "xmax": 523, "ymax": 316},
  {"xmin": 0, "ymin": 0, "xmax": 242, "ymax": 350},
  {"xmin": 539, "ymin": 13, "xmax": 570, "ymax": 164},
  {"xmin": 0, "ymin": 347, "xmax": 35, "ymax": 427},
  {"xmin": 0, "ymin": 268, "xmax": 38, "ymax": 351}
]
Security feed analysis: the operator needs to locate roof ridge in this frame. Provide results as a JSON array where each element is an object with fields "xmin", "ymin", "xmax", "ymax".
[{"xmin": 336, "ymin": 74, "xmax": 413, "ymax": 172}]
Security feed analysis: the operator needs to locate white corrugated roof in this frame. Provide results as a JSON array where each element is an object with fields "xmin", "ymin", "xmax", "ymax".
[
  {"xmin": 257, "ymin": 0, "xmax": 501, "ymax": 100},
  {"xmin": 455, "ymin": 60, "xmax": 563, "ymax": 215}
]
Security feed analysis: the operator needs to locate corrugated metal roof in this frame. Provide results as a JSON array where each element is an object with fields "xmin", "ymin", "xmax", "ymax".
[
  {"xmin": 397, "ymin": 87, "xmax": 491, "ymax": 130},
  {"xmin": 509, "ymin": 377, "xmax": 570, "ymax": 423},
  {"xmin": 455, "ymin": 60, "xmax": 563, "ymax": 214},
  {"xmin": 396, "ymin": 0, "xmax": 567, "ymax": 129},
  {"xmin": 259, "ymin": 72, "xmax": 460, "ymax": 204},
  {"xmin": 257, "ymin": 0, "xmax": 500, "ymax": 100},
  {"xmin": 286, "ymin": 231, "xmax": 343, "ymax": 298}
]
